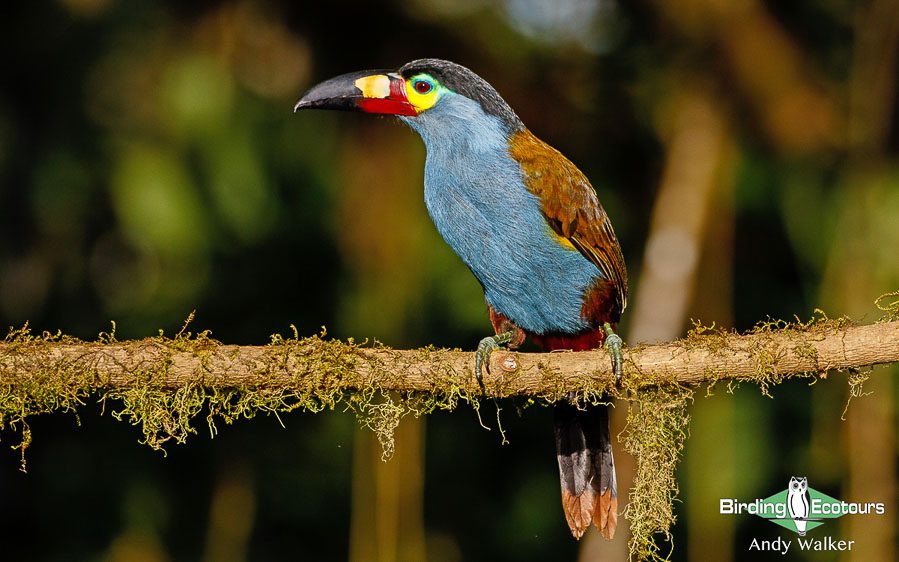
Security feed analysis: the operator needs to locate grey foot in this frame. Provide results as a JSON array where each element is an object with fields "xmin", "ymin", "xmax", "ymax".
[
  {"xmin": 603, "ymin": 323, "xmax": 624, "ymax": 383},
  {"xmin": 475, "ymin": 331, "xmax": 514, "ymax": 387}
]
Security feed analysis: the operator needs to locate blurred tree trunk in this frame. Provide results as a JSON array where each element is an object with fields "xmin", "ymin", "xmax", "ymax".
[
  {"xmin": 202, "ymin": 465, "xmax": 255, "ymax": 562},
  {"xmin": 337, "ymin": 125, "xmax": 428, "ymax": 562},
  {"xmin": 580, "ymin": 87, "xmax": 734, "ymax": 561},
  {"xmin": 823, "ymin": 0, "xmax": 899, "ymax": 559},
  {"xmin": 684, "ymin": 121, "xmax": 736, "ymax": 562},
  {"xmin": 627, "ymin": 90, "xmax": 729, "ymax": 344},
  {"xmin": 351, "ymin": 418, "xmax": 426, "ymax": 562},
  {"xmin": 823, "ymin": 174, "xmax": 897, "ymax": 562}
]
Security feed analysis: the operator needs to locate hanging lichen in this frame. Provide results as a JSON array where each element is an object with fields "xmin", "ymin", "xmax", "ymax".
[{"xmin": 621, "ymin": 386, "xmax": 692, "ymax": 561}]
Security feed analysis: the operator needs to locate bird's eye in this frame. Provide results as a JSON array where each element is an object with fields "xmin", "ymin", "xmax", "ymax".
[{"xmin": 414, "ymin": 80, "xmax": 432, "ymax": 94}]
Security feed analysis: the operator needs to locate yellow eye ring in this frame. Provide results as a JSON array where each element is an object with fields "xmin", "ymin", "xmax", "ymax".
[{"xmin": 405, "ymin": 75, "xmax": 441, "ymax": 112}]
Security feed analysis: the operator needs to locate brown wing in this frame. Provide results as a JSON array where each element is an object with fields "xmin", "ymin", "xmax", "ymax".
[{"xmin": 509, "ymin": 129, "xmax": 628, "ymax": 316}]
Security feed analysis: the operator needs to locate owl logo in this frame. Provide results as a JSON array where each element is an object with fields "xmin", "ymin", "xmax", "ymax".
[{"xmin": 787, "ymin": 476, "xmax": 811, "ymax": 535}]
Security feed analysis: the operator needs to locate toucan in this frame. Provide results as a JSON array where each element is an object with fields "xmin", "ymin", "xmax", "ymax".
[{"xmin": 295, "ymin": 58, "xmax": 627, "ymax": 540}]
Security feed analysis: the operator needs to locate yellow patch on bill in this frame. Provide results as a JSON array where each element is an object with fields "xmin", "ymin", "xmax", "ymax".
[{"xmin": 354, "ymin": 75, "xmax": 391, "ymax": 98}]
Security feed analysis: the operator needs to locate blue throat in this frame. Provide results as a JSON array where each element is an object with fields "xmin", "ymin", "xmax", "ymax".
[{"xmin": 400, "ymin": 94, "xmax": 600, "ymax": 335}]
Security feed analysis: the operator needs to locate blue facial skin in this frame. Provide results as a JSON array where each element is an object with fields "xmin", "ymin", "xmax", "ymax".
[{"xmin": 399, "ymin": 92, "xmax": 601, "ymax": 335}]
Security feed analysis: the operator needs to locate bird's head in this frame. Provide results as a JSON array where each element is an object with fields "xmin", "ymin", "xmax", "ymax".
[{"xmin": 294, "ymin": 59, "xmax": 524, "ymax": 143}]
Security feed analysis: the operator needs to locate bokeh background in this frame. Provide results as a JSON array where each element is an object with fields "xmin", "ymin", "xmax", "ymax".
[{"xmin": 2, "ymin": 0, "xmax": 898, "ymax": 560}]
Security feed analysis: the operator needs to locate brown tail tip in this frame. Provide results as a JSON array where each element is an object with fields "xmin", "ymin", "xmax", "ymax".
[
  {"xmin": 561, "ymin": 489, "xmax": 596, "ymax": 539},
  {"xmin": 597, "ymin": 488, "xmax": 618, "ymax": 540},
  {"xmin": 562, "ymin": 488, "xmax": 618, "ymax": 540}
]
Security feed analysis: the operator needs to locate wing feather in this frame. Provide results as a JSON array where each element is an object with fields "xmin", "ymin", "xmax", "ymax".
[{"xmin": 509, "ymin": 130, "xmax": 627, "ymax": 313}]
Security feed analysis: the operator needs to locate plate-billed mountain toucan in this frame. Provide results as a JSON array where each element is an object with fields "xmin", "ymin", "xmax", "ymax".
[{"xmin": 295, "ymin": 58, "xmax": 627, "ymax": 540}]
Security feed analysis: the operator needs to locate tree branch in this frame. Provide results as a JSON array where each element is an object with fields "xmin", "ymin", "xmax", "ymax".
[
  {"xmin": 2, "ymin": 317, "xmax": 896, "ymax": 561},
  {"xmin": 2, "ymin": 319, "xmax": 897, "ymax": 396}
]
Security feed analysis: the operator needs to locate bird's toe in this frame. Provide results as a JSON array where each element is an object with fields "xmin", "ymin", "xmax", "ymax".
[{"xmin": 604, "ymin": 333, "xmax": 624, "ymax": 383}]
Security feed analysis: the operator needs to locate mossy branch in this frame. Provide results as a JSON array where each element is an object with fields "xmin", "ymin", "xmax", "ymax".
[
  {"xmin": 2, "ymin": 320, "xmax": 897, "ymax": 397},
  {"xmin": 1, "ymin": 308, "xmax": 898, "ymax": 562}
]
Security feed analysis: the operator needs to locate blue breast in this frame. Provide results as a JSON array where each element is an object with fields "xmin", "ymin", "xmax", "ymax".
[{"xmin": 400, "ymin": 94, "xmax": 600, "ymax": 334}]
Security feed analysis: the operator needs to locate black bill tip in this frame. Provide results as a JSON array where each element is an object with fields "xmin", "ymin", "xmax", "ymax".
[{"xmin": 293, "ymin": 69, "xmax": 393, "ymax": 113}]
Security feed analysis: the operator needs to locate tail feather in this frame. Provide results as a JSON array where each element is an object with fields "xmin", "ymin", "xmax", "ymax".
[
  {"xmin": 597, "ymin": 484, "xmax": 618, "ymax": 540},
  {"xmin": 554, "ymin": 400, "xmax": 617, "ymax": 540}
]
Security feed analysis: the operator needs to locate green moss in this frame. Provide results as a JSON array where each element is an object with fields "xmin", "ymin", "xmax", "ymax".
[
  {"xmin": 876, "ymin": 291, "xmax": 899, "ymax": 321},
  {"xmin": 678, "ymin": 310, "xmax": 851, "ymax": 396},
  {"xmin": 0, "ymin": 321, "xmax": 473, "ymax": 470},
  {"xmin": 622, "ymin": 386, "xmax": 692, "ymax": 561},
  {"xmin": 841, "ymin": 368, "xmax": 873, "ymax": 420}
]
